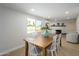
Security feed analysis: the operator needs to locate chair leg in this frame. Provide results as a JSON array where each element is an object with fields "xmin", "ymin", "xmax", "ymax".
[
  {"xmin": 56, "ymin": 48, "xmax": 60, "ymax": 56},
  {"xmin": 51, "ymin": 51, "xmax": 57, "ymax": 56},
  {"xmin": 55, "ymin": 51, "xmax": 57, "ymax": 56}
]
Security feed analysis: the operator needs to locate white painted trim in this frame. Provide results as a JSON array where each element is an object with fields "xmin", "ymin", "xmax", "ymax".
[{"xmin": 0, "ymin": 44, "xmax": 25, "ymax": 56}]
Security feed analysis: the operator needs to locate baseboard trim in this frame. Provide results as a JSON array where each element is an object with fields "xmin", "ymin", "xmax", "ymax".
[{"xmin": 0, "ymin": 44, "xmax": 25, "ymax": 56}]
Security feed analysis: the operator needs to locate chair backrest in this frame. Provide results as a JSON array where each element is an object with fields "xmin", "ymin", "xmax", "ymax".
[
  {"xmin": 50, "ymin": 35, "xmax": 59, "ymax": 49},
  {"xmin": 57, "ymin": 34, "xmax": 62, "ymax": 44},
  {"xmin": 52, "ymin": 35, "xmax": 58, "ymax": 43},
  {"xmin": 51, "ymin": 34, "xmax": 62, "ymax": 50}
]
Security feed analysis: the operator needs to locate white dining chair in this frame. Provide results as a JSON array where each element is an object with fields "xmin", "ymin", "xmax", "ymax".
[
  {"xmin": 28, "ymin": 43, "xmax": 41, "ymax": 56},
  {"xmin": 47, "ymin": 35, "xmax": 58, "ymax": 56},
  {"xmin": 47, "ymin": 34, "xmax": 62, "ymax": 56}
]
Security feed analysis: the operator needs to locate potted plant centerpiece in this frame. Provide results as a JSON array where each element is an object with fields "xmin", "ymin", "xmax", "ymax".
[{"xmin": 41, "ymin": 22, "xmax": 51, "ymax": 38}]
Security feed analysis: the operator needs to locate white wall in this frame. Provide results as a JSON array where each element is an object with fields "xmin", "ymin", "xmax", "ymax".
[
  {"xmin": 0, "ymin": 9, "xmax": 3, "ymax": 48},
  {"xmin": 0, "ymin": 6, "xmax": 27, "ymax": 54},
  {"xmin": 0, "ymin": 6, "xmax": 47, "ymax": 55},
  {"xmin": 76, "ymin": 16, "xmax": 79, "ymax": 34},
  {"xmin": 65, "ymin": 20, "xmax": 76, "ymax": 33}
]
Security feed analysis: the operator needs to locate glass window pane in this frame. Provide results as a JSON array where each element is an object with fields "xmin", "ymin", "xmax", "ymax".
[
  {"xmin": 35, "ymin": 20, "xmax": 42, "ymax": 32},
  {"xmin": 27, "ymin": 17, "xmax": 35, "ymax": 33}
]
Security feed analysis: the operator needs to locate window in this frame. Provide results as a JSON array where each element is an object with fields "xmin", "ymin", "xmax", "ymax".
[
  {"xmin": 27, "ymin": 18, "xmax": 35, "ymax": 33},
  {"xmin": 27, "ymin": 17, "xmax": 42, "ymax": 33},
  {"xmin": 35, "ymin": 20, "xmax": 42, "ymax": 32}
]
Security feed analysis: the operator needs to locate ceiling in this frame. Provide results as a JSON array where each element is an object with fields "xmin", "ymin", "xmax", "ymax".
[{"xmin": 1, "ymin": 3, "xmax": 79, "ymax": 21}]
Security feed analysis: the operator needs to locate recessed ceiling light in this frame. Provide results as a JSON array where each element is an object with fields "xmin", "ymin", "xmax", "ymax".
[
  {"xmin": 30, "ymin": 8, "xmax": 35, "ymax": 11},
  {"xmin": 65, "ymin": 11, "xmax": 69, "ymax": 14}
]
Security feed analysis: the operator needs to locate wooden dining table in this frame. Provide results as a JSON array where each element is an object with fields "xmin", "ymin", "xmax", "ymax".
[{"xmin": 24, "ymin": 34, "xmax": 53, "ymax": 56}]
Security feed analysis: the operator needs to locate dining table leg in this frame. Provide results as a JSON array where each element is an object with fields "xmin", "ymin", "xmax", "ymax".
[
  {"xmin": 45, "ymin": 48, "xmax": 47, "ymax": 56},
  {"xmin": 60, "ymin": 38, "xmax": 62, "ymax": 47},
  {"xmin": 60, "ymin": 40, "xmax": 61, "ymax": 47},
  {"xmin": 25, "ymin": 41, "xmax": 28, "ymax": 56},
  {"xmin": 42, "ymin": 48, "xmax": 47, "ymax": 56}
]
